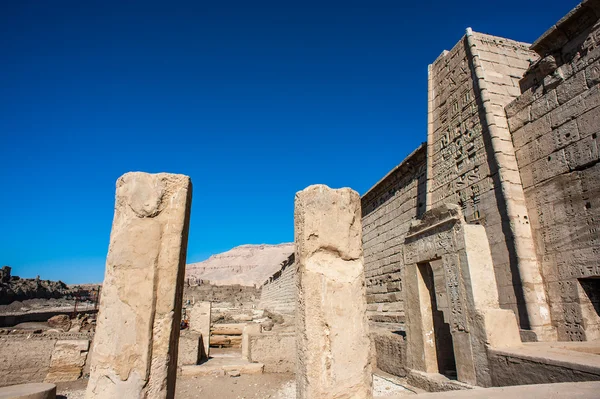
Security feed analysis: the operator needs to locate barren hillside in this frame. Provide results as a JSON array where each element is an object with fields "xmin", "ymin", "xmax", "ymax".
[{"xmin": 185, "ymin": 243, "xmax": 294, "ymax": 287}]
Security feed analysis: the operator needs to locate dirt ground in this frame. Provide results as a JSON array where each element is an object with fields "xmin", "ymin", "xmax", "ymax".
[{"xmin": 56, "ymin": 373, "xmax": 414, "ymax": 398}]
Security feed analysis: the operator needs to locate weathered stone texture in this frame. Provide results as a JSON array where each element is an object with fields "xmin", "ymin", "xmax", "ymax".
[
  {"xmin": 427, "ymin": 30, "xmax": 555, "ymax": 335},
  {"xmin": 295, "ymin": 185, "xmax": 372, "ymax": 399},
  {"xmin": 86, "ymin": 172, "xmax": 192, "ymax": 399},
  {"xmin": 0, "ymin": 383, "xmax": 57, "ymax": 399},
  {"xmin": 248, "ymin": 332, "xmax": 295, "ymax": 373},
  {"xmin": 44, "ymin": 340, "xmax": 89, "ymax": 383},
  {"xmin": 177, "ymin": 332, "xmax": 203, "ymax": 366},
  {"xmin": 508, "ymin": 7, "xmax": 600, "ymax": 342},
  {"xmin": 183, "ymin": 281, "xmax": 259, "ymax": 307},
  {"xmin": 361, "ymin": 145, "xmax": 427, "ymax": 328},
  {"xmin": 489, "ymin": 348, "xmax": 600, "ymax": 386},
  {"xmin": 403, "ymin": 205, "xmax": 520, "ymax": 387},
  {"xmin": 188, "ymin": 301, "xmax": 210, "ymax": 359},
  {"xmin": 0, "ymin": 336, "xmax": 57, "ymax": 387},
  {"xmin": 370, "ymin": 329, "xmax": 407, "ymax": 377},
  {"xmin": 259, "ymin": 254, "xmax": 296, "ymax": 315}
]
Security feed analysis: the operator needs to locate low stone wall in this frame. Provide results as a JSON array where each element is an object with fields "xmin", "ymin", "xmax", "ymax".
[
  {"xmin": 0, "ymin": 333, "xmax": 91, "ymax": 387},
  {"xmin": 248, "ymin": 332, "xmax": 295, "ymax": 373},
  {"xmin": 489, "ymin": 348, "xmax": 600, "ymax": 386},
  {"xmin": 0, "ymin": 309, "xmax": 97, "ymax": 328},
  {"xmin": 371, "ymin": 329, "xmax": 407, "ymax": 377},
  {"xmin": 183, "ymin": 282, "xmax": 259, "ymax": 308}
]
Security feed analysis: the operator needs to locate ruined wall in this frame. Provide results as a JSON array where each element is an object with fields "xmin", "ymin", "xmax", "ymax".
[
  {"xmin": 183, "ymin": 281, "xmax": 259, "ymax": 308},
  {"xmin": 428, "ymin": 31, "xmax": 541, "ymax": 325},
  {"xmin": 259, "ymin": 254, "xmax": 296, "ymax": 315},
  {"xmin": 361, "ymin": 144, "xmax": 427, "ymax": 328},
  {"xmin": 370, "ymin": 329, "xmax": 407, "ymax": 377},
  {"xmin": 0, "ymin": 333, "xmax": 91, "ymax": 387},
  {"xmin": 507, "ymin": 1, "xmax": 600, "ymax": 341},
  {"xmin": 248, "ymin": 332, "xmax": 295, "ymax": 373}
]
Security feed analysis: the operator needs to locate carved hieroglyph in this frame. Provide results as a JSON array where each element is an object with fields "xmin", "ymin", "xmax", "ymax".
[
  {"xmin": 404, "ymin": 204, "xmax": 520, "ymax": 387},
  {"xmin": 85, "ymin": 172, "xmax": 192, "ymax": 399},
  {"xmin": 295, "ymin": 185, "xmax": 372, "ymax": 399}
]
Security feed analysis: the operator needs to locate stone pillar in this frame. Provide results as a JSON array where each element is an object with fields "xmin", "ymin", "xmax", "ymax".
[
  {"xmin": 188, "ymin": 301, "xmax": 211, "ymax": 360},
  {"xmin": 242, "ymin": 323, "xmax": 262, "ymax": 361},
  {"xmin": 295, "ymin": 185, "xmax": 372, "ymax": 399},
  {"xmin": 85, "ymin": 172, "xmax": 192, "ymax": 399}
]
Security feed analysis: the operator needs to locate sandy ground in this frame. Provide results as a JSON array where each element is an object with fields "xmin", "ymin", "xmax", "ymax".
[{"xmin": 56, "ymin": 373, "xmax": 414, "ymax": 398}]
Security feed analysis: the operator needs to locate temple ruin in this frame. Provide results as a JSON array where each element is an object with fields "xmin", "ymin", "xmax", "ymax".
[{"xmin": 1, "ymin": 1, "xmax": 600, "ymax": 397}]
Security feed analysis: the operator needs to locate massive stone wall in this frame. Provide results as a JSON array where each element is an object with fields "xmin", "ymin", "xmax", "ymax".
[
  {"xmin": 427, "ymin": 30, "xmax": 553, "ymax": 332},
  {"xmin": 361, "ymin": 144, "xmax": 427, "ymax": 328},
  {"xmin": 259, "ymin": 254, "xmax": 296, "ymax": 315},
  {"xmin": 507, "ymin": 1, "xmax": 600, "ymax": 341}
]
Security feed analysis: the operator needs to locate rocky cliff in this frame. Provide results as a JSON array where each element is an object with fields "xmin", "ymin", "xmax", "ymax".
[
  {"xmin": 186, "ymin": 243, "xmax": 294, "ymax": 287},
  {"xmin": 0, "ymin": 266, "xmax": 70, "ymax": 305}
]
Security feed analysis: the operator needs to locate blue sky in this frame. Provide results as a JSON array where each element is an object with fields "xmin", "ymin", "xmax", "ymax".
[{"xmin": 1, "ymin": 0, "xmax": 579, "ymax": 284}]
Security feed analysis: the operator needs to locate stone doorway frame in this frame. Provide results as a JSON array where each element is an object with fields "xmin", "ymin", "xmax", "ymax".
[{"xmin": 403, "ymin": 204, "xmax": 520, "ymax": 387}]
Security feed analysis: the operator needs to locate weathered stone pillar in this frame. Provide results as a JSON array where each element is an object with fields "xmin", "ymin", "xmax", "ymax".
[
  {"xmin": 188, "ymin": 301, "xmax": 211, "ymax": 360},
  {"xmin": 295, "ymin": 185, "xmax": 372, "ymax": 399},
  {"xmin": 242, "ymin": 323, "xmax": 262, "ymax": 361},
  {"xmin": 85, "ymin": 172, "xmax": 192, "ymax": 399}
]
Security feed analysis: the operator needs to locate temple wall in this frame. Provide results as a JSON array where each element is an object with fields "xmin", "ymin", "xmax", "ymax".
[
  {"xmin": 361, "ymin": 144, "xmax": 427, "ymax": 328},
  {"xmin": 259, "ymin": 254, "xmax": 296, "ymax": 315},
  {"xmin": 507, "ymin": 2, "xmax": 600, "ymax": 341},
  {"xmin": 183, "ymin": 281, "xmax": 259, "ymax": 308},
  {"xmin": 428, "ymin": 32, "xmax": 540, "ymax": 325}
]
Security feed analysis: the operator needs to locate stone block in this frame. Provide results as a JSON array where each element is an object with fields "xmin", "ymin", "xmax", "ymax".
[
  {"xmin": 477, "ymin": 309, "xmax": 521, "ymax": 348},
  {"xmin": 577, "ymin": 106, "xmax": 600, "ymax": 139},
  {"xmin": 295, "ymin": 185, "xmax": 372, "ymax": 399},
  {"xmin": 557, "ymin": 70, "xmax": 588, "ymax": 105},
  {"xmin": 242, "ymin": 324, "xmax": 262, "ymax": 361},
  {"xmin": 177, "ymin": 332, "xmax": 202, "ymax": 366},
  {"xmin": 508, "ymin": 105, "xmax": 531, "ymax": 132},
  {"xmin": 564, "ymin": 136, "xmax": 599, "ymax": 170},
  {"xmin": 0, "ymin": 383, "xmax": 57, "ymax": 399},
  {"xmin": 371, "ymin": 329, "xmax": 406, "ymax": 377},
  {"xmin": 44, "ymin": 340, "xmax": 89, "ymax": 383},
  {"xmin": 85, "ymin": 172, "xmax": 192, "ymax": 399},
  {"xmin": 188, "ymin": 302, "xmax": 210, "ymax": 359},
  {"xmin": 248, "ymin": 332, "xmax": 295, "ymax": 373}
]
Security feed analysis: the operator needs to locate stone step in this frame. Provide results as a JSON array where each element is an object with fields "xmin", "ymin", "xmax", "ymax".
[
  {"xmin": 0, "ymin": 383, "xmax": 56, "ymax": 399},
  {"xmin": 180, "ymin": 358, "xmax": 264, "ymax": 377}
]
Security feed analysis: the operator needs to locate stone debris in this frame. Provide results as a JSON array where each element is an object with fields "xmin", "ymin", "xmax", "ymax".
[{"xmin": 47, "ymin": 315, "xmax": 71, "ymax": 332}]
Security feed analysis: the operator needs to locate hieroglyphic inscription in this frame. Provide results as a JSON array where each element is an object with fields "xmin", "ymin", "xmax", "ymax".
[
  {"xmin": 430, "ymin": 38, "xmax": 489, "ymax": 223},
  {"xmin": 442, "ymin": 254, "xmax": 467, "ymax": 332}
]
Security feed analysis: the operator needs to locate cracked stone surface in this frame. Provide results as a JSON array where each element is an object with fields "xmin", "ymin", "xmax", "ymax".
[
  {"xmin": 294, "ymin": 185, "xmax": 372, "ymax": 399},
  {"xmin": 85, "ymin": 172, "xmax": 192, "ymax": 399}
]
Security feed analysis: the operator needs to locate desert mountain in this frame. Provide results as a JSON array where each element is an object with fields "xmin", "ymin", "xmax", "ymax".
[{"xmin": 185, "ymin": 243, "xmax": 294, "ymax": 287}]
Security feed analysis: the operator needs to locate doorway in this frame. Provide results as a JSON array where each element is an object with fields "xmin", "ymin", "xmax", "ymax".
[{"xmin": 418, "ymin": 261, "xmax": 457, "ymax": 377}]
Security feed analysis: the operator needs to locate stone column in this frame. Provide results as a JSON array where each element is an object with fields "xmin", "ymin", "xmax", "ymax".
[
  {"xmin": 295, "ymin": 185, "xmax": 372, "ymax": 399},
  {"xmin": 86, "ymin": 172, "xmax": 192, "ymax": 399},
  {"xmin": 188, "ymin": 301, "xmax": 211, "ymax": 360},
  {"xmin": 242, "ymin": 323, "xmax": 262, "ymax": 361}
]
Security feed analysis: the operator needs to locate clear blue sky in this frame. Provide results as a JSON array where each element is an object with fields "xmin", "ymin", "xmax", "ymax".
[{"xmin": 1, "ymin": 0, "xmax": 579, "ymax": 284}]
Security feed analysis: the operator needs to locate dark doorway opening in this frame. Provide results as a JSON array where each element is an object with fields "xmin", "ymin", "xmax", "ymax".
[
  {"xmin": 579, "ymin": 277, "xmax": 600, "ymax": 318},
  {"xmin": 418, "ymin": 262, "xmax": 457, "ymax": 378}
]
